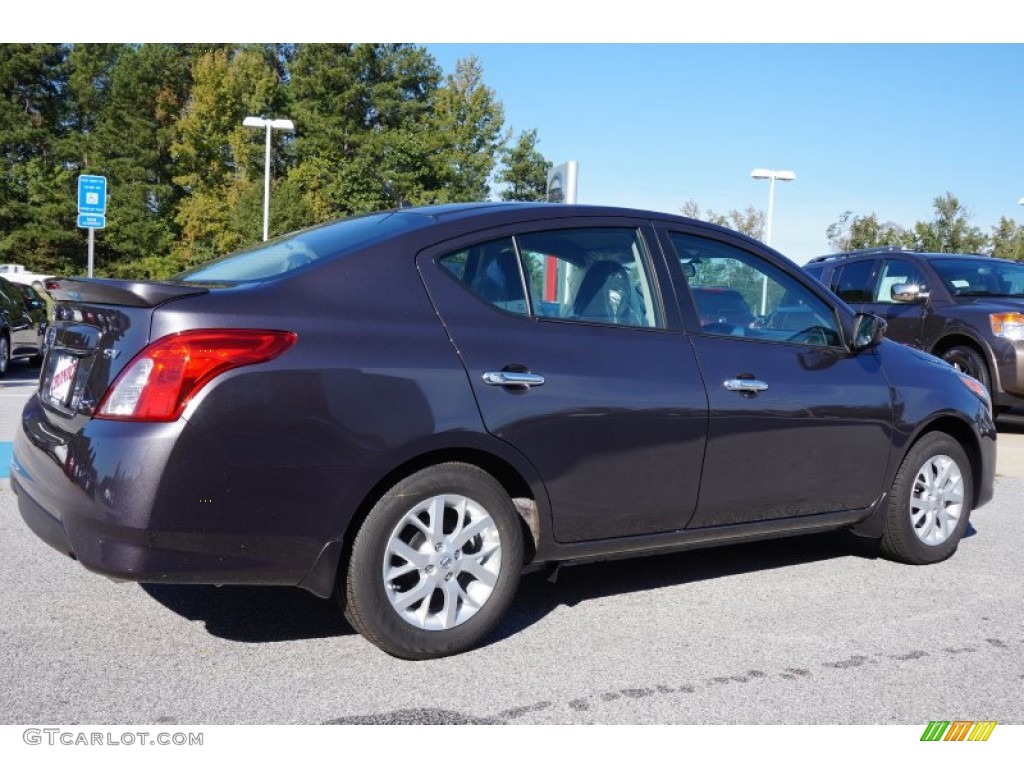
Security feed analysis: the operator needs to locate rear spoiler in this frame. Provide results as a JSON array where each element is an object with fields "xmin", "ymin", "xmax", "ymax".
[{"xmin": 44, "ymin": 278, "xmax": 209, "ymax": 308}]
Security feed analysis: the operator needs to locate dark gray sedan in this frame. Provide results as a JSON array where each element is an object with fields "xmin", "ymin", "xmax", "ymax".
[{"xmin": 12, "ymin": 203, "xmax": 996, "ymax": 659}]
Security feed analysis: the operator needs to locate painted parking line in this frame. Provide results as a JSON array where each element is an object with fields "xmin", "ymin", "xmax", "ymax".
[{"xmin": 0, "ymin": 442, "xmax": 11, "ymax": 479}]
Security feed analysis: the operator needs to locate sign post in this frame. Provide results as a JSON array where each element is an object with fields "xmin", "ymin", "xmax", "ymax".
[
  {"xmin": 77, "ymin": 175, "xmax": 107, "ymax": 278},
  {"xmin": 546, "ymin": 161, "xmax": 578, "ymax": 204},
  {"xmin": 545, "ymin": 161, "xmax": 579, "ymax": 303}
]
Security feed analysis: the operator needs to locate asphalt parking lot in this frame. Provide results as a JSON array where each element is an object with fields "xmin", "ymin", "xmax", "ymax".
[{"xmin": 1, "ymin": 362, "xmax": 1022, "ymax": 725}]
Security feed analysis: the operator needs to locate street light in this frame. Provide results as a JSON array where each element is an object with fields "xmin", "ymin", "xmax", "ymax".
[
  {"xmin": 243, "ymin": 116, "xmax": 295, "ymax": 241},
  {"xmin": 750, "ymin": 168, "xmax": 796, "ymax": 246},
  {"xmin": 750, "ymin": 167, "xmax": 796, "ymax": 314}
]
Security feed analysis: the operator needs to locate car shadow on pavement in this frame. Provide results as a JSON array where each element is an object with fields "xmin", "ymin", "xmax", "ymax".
[
  {"xmin": 1, "ymin": 361, "xmax": 42, "ymax": 385},
  {"xmin": 489, "ymin": 531, "xmax": 880, "ymax": 646},
  {"xmin": 141, "ymin": 583, "xmax": 355, "ymax": 643},
  {"xmin": 996, "ymin": 409, "xmax": 1024, "ymax": 433},
  {"xmin": 140, "ymin": 529, "xmax": 904, "ymax": 647},
  {"xmin": 487, "ymin": 521, "xmax": 975, "ymax": 649}
]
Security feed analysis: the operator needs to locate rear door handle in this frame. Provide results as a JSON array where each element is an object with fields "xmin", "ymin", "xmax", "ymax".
[
  {"xmin": 482, "ymin": 371, "xmax": 546, "ymax": 388},
  {"xmin": 723, "ymin": 378, "xmax": 768, "ymax": 393}
]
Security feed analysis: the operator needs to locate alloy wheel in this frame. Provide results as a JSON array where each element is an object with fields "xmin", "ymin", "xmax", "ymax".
[
  {"xmin": 909, "ymin": 454, "xmax": 964, "ymax": 546},
  {"xmin": 382, "ymin": 494, "xmax": 502, "ymax": 631}
]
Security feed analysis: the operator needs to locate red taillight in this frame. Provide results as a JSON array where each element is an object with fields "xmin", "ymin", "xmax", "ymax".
[{"xmin": 96, "ymin": 329, "xmax": 297, "ymax": 422}]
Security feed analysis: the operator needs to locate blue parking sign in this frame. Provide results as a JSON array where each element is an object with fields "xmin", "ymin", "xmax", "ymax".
[{"xmin": 78, "ymin": 175, "xmax": 107, "ymax": 215}]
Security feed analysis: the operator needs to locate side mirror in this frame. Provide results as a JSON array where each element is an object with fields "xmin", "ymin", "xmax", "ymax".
[
  {"xmin": 891, "ymin": 283, "xmax": 929, "ymax": 303},
  {"xmin": 851, "ymin": 313, "xmax": 887, "ymax": 351}
]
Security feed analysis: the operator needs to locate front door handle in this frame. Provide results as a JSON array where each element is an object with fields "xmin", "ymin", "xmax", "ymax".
[
  {"xmin": 723, "ymin": 378, "xmax": 768, "ymax": 393},
  {"xmin": 482, "ymin": 371, "xmax": 546, "ymax": 389}
]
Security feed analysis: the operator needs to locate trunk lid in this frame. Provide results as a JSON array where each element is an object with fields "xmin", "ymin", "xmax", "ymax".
[{"xmin": 37, "ymin": 278, "xmax": 208, "ymax": 433}]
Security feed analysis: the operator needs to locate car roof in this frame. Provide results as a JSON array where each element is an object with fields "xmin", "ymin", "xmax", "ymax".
[
  {"xmin": 380, "ymin": 201, "xmax": 694, "ymax": 226},
  {"xmin": 806, "ymin": 248, "xmax": 1006, "ymax": 267}
]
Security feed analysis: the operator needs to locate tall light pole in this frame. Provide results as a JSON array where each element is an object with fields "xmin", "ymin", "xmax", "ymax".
[
  {"xmin": 750, "ymin": 167, "xmax": 796, "ymax": 314},
  {"xmin": 243, "ymin": 116, "xmax": 295, "ymax": 241}
]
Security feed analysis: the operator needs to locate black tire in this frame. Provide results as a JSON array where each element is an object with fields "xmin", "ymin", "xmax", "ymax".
[
  {"xmin": 343, "ymin": 463, "xmax": 523, "ymax": 660},
  {"xmin": 941, "ymin": 345, "xmax": 990, "ymax": 393},
  {"xmin": 0, "ymin": 335, "xmax": 9, "ymax": 379},
  {"xmin": 880, "ymin": 432, "xmax": 973, "ymax": 565}
]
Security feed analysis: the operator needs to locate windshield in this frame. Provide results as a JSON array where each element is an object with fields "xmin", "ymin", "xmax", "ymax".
[
  {"xmin": 175, "ymin": 211, "xmax": 429, "ymax": 284},
  {"xmin": 930, "ymin": 258, "xmax": 1024, "ymax": 298}
]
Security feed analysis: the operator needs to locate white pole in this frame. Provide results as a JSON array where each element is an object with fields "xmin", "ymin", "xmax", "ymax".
[
  {"xmin": 87, "ymin": 227, "xmax": 95, "ymax": 278},
  {"xmin": 759, "ymin": 176, "xmax": 776, "ymax": 315},
  {"xmin": 262, "ymin": 123, "xmax": 272, "ymax": 241},
  {"xmin": 764, "ymin": 176, "xmax": 776, "ymax": 247}
]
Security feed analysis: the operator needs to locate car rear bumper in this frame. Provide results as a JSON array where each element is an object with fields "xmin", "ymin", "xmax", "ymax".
[{"xmin": 11, "ymin": 393, "xmax": 345, "ymax": 589}]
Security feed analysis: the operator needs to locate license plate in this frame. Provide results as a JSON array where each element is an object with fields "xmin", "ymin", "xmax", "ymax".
[{"xmin": 47, "ymin": 354, "xmax": 79, "ymax": 406}]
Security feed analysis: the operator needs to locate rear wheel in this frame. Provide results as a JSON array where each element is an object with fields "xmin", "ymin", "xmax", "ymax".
[
  {"xmin": 343, "ymin": 463, "xmax": 523, "ymax": 659},
  {"xmin": 880, "ymin": 432, "xmax": 972, "ymax": 565},
  {"xmin": 0, "ymin": 335, "xmax": 9, "ymax": 378}
]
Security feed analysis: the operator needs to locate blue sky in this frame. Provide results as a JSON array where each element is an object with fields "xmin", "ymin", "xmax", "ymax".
[
  {"xmin": 10, "ymin": 5, "xmax": 1024, "ymax": 264},
  {"xmin": 427, "ymin": 43, "xmax": 1024, "ymax": 263}
]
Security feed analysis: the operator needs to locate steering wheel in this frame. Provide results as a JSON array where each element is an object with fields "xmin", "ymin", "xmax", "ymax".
[{"xmin": 787, "ymin": 326, "xmax": 832, "ymax": 346}]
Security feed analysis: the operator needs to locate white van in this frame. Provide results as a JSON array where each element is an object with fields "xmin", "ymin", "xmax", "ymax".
[{"xmin": 0, "ymin": 264, "xmax": 54, "ymax": 290}]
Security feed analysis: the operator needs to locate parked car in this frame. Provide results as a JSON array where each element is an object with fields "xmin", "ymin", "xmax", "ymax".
[
  {"xmin": 0, "ymin": 275, "xmax": 46, "ymax": 375},
  {"xmin": 803, "ymin": 247, "xmax": 1024, "ymax": 414},
  {"xmin": 12, "ymin": 204, "xmax": 996, "ymax": 659},
  {"xmin": 13, "ymin": 282, "xmax": 49, "ymax": 319},
  {"xmin": 0, "ymin": 263, "xmax": 55, "ymax": 291}
]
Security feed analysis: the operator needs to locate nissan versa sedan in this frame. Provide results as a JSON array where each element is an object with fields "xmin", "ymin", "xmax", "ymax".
[{"xmin": 12, "ymin": 203, "xmax": 996, "ymax": 659}]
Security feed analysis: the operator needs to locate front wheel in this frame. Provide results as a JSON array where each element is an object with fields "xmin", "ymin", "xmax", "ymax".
[
  {"xmin": 880, "ymin": 432, "xmax": 972, "ymax": 565},
  {"xmin": 941, "ymin": 345, "xmax": 990, "ymax": 393},
  {"xmin": 343, "ymin": 463, "xmax": 523, "ymax": 659}
]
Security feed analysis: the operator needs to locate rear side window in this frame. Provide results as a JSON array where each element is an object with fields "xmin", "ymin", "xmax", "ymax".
[
  {"xmin": 830, "ymin": 260, "xmax": 878, "ymax": 303},
  {"xmin": 439, "ymin": 238, "xmax": 528, "ymax": 316},
  {"xmin": 517, "ymin": 228, "xmax": 661, "ymax": 328},
  {"xmin": 438, "ymin": 227, "xmax": 663, "ymax": 329}
]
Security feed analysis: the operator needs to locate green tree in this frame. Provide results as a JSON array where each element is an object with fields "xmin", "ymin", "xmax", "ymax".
[
  {"xmin": 990, "ymin": 217, "xmax": 1024, "ymax": 262},
  {"xmin": 496, "ymin": 128, "xmax": 551, "ymax": 201},
  {"xmin": 0, "ymin": 44, "xmax": 529, "ymax": 280},
  {"xmin": 681, "ymin": 199, "xmax": 765, "ymax": 240},
  {"xmin": 0, "ymin": 44, "xmax": 77, "ymax": 272},
  {"xmin": 169, "ymin": 46, "xmax": 287, "ymax": 268},
  {"xmin": 826, "ymin": 211, "xmax": 912, "ymax": 252},
  {"xmin": 287, "ymin": 44, "xmax": 442, "ymax": 216},
  {"xmin": 428, "ymin": 55, "xmax": 506, "ymax": 203},
  {"xmin": 85, "ymin": 45, "xmax": 199, "ymax": 277},
  {"xmin": 911, "ymin": 192, "xmax": 988, "ymax": 254}
]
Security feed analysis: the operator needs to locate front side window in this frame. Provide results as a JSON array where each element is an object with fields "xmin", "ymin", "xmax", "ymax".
[
  {"xmin": 873, "ymin": 259, "xmax": 928, "ymax": 303},
  {"xmin": 670, "ymin": 232, "xmax": 843, "ymax": 347}
]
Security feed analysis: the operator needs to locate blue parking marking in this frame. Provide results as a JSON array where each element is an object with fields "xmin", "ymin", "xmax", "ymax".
[{"xmin": 0, "ymin": 442, "xmax": 12, "ymax": 479}]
